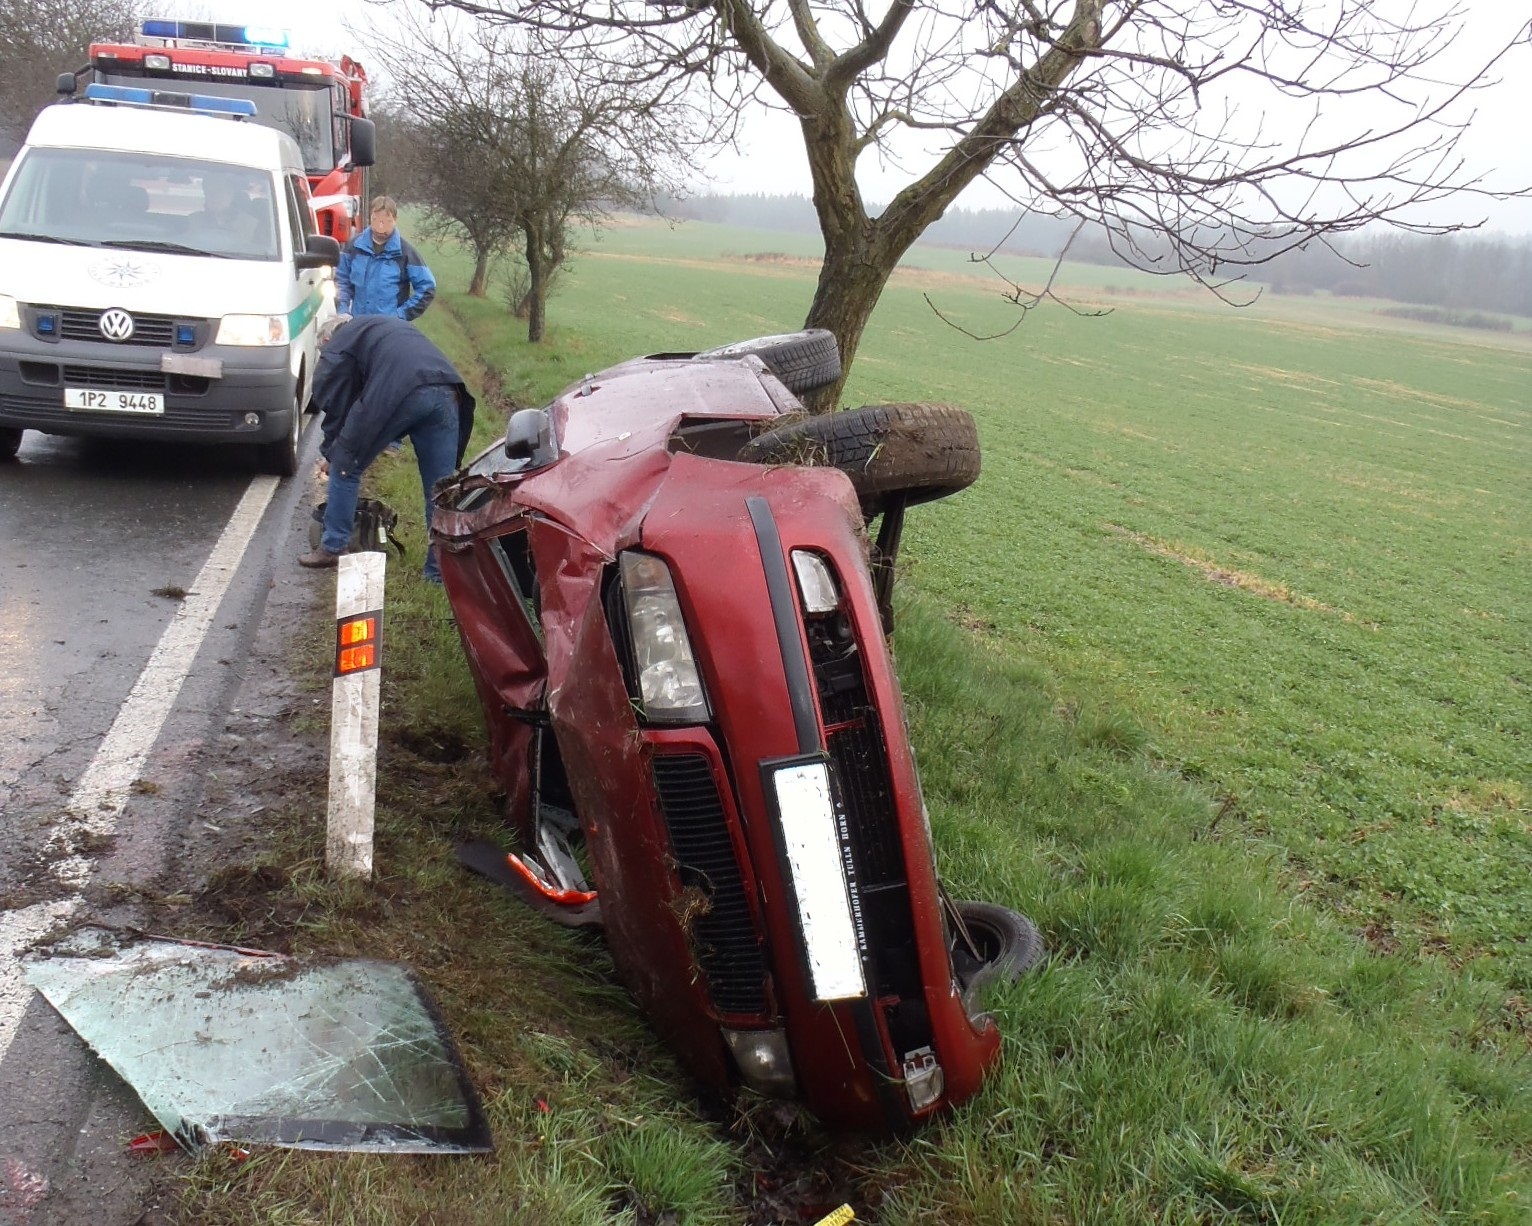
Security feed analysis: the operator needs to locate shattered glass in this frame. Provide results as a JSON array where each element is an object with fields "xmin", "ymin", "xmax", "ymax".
[{"xmin": 24, "ymin": 927, "xmax": 491, "ymax": 1154}]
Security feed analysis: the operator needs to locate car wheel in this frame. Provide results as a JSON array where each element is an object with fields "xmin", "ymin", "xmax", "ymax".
[
  {"xmin": 738, "ymin": 401, "xmax": 980, "ymax": 516},
  {"xmin": 0, "ymin": 427, "xmax": 20, "ymax": 461},
  {"xmin": 697, "ymin": 329, "xmax": 841, "ymax": 394},
  {"xmin": 949, "ymin": 900, "xmax": 1044, "ymax": 1012},
  {"xmin": 257, "ymin": 394, "xmax": 302, "ymax": 477}
]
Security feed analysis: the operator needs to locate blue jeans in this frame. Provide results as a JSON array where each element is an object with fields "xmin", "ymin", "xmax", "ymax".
[{"xmin": 322, "ymin": 383, "xmax": 459, "ymax": 581}]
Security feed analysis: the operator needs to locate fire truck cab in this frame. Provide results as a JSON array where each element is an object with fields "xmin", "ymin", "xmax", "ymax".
[{"xmin": 79, "ymin": 20, "xmax": 375, "ymax": 242}]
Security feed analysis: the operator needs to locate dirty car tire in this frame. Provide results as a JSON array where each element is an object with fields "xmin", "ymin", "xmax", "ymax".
[
  {"xmin": 697, "ymin": 329, "xmax": 841, "ymax": 395},
  {"xmin": 257, "ymin": 394, "xmax": 302, "ymax": 478},
  {"xmin": 0, "ymin": 427, "xmax": 20, "ymax": 461},
  {"xmin": 739, "ymin": 401, "xmax": 980, "ymax": 516},
  {"xmin": 951, "ymin": 900, "xmax": 1044, "ymax": 1010}
]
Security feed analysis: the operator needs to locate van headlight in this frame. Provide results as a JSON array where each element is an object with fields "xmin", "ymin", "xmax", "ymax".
[
  {"xmin": 216, "ymin": 314, "xmax": 289, "ymax": 346},
  {"xmin": 619, "ymin": 551, "xmax": 709, "ymax": 723},
  {"xmin": 0, "ymin": 295, "xmax": 20, "ymax": 330}
]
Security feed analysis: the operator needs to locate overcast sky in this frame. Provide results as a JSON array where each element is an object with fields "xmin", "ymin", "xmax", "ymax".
[{"xmin": 173, "ymin": 0, "xmax": 1531, "ymax": 235}]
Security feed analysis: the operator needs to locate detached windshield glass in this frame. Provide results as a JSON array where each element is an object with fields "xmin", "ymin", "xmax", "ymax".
[
  {"xmin": 0, "ymin": 149, "xmax": 280, "ymax": 261},
  {"xmin": 100, "ymin": 72, "xmax": 335, "ymax": 174},
  {"xmin": 25, "ymin": 929, "xmax": 492, "ymax": 1154}
]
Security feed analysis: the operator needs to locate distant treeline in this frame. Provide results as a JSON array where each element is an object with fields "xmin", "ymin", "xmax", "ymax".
[
  {"xmin": 1259, "ymin": 233, "xmax": 1532, "ymax": 319},
  {"xmin": 657, "ymin": 191, "xmax": 1077, "ymax": 254},
  {"xmin": 654, "ymin": 193, "xmax": 1532, "ymax": 320}
]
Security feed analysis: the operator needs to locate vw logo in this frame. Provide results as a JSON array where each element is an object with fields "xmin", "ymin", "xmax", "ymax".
[{"xmin": 98, "ymin": 308, "xmax": 135, "ymax": 341}]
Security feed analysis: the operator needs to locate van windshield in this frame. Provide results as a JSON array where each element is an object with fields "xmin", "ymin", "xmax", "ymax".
[{"xmin": 0, "ymin": 149, "xmax": 281, "ymax": 261}]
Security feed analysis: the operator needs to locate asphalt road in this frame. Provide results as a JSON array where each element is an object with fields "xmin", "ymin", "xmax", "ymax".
[{"xmin": 0, "ymin": 425, "xmax": 321, "ymax": 1224}]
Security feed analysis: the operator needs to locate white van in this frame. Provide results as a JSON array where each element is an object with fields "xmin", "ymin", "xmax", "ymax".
[{"xmin": 0, "ymin": 83, "xmax": 364, "ymax": 474}]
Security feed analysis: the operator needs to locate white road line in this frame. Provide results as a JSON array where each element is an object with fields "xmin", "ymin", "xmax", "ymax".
[
  {"xmin": 53, "ymin": 475, "xmax": 281, "ymax": 882},
  {"xmin": 1, "ymin": 473, "xmax": 282, "ymax": 1065},
  {"xmin": 0, "ymin": 901, "xmax": 77, "ymax": 1057}
]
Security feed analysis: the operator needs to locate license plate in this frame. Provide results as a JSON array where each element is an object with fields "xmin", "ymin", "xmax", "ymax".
[
  {"xmin": 769, "ymin": 758, "xmax": 867, "ymax": 1002},
  {"xmin": 65, "ymin": 388, "xmax": 165, "ymax": 415}
]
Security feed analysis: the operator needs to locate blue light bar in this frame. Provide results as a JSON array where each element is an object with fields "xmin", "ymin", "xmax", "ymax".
[
  {"xmin": 241, "ymin": 27, "xmax": 290, "ymax": 49},
  {"xmin": 82, "ymin": 83, "xmax": 258, "ymax": 117},
  {"xmin": 139, "ymin": 19, "xmax": 290, "ymax": 49}
]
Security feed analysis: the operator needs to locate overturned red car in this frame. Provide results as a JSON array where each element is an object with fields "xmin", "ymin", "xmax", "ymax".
[{"xmin": 431, "ymin": 331, "xmax": 1041, "ymax": 1133}]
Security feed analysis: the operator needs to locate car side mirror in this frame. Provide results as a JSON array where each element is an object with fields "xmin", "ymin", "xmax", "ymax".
[
  {"xmin": 348, "ymin": 117, "xmax": 376, "ymax": 168},
  {"xmin": 504, "ymin": 408, "xmax": 555, "ymax": 469},
  {"xmin": 295, "ymin": 234, "xmax": 342, "ymax": 270},
  {"xmin": 57, "ymin": 72, "xmax": 78, "ymax": 96}
]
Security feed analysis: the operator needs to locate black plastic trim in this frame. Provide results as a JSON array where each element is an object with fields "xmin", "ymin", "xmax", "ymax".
[{"xmin": 745, "ymin": 496, "xmax": 819, "ymax": 755}]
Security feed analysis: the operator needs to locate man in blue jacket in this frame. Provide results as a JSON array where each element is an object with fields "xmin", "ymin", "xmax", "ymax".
[
  {"xmin": 335, "ymin": 196, "xmax": 437, "ymax": 320},
  {"xmin": 298, "ymin": 314, "xmax": 475, "ymax": 582}
]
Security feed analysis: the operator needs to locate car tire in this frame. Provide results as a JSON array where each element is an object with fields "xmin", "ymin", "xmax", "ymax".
[
  {"xmin": 950, "ymin": 900, "xmax": 1045, "ymax": 1011},
  {"xmin": 0, "ymin": 427, "xmax": 20, "ymax": 461},
  {"xmin": 257, "ymin": 394, "xmax": 302, "ymax": 478},
  {"xmin": 738, "ymin": 401, "xmax": 980, "ymax": 516},
  {"xmin": 697, "ymin": 329, "xmax": 841, "ymax": 395}
]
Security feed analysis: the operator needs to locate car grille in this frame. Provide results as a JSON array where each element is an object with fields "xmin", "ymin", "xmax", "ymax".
[
  {"xmin": 651, "ymin": 753, "xmax": 769, "ymax": 1016},
  {"xmin": 18, "ymin": 362, "xmax": 211, "ymax": 396},
  {"xmin": 808, "ymin": 619, "xmax": 925, "ymax": 1010},
  {"xmin": 58, "ymin": 308, "xmax": 178, "ymax": 347},
  {"xmin": 61, "ymin": 365, "xmax": 166, "ymax": 391}
]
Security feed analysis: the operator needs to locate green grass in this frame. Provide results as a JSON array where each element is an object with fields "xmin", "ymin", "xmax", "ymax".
[{"xmin": 175, "ymin": 218, "xmax": 1531, "ymax": 1223}]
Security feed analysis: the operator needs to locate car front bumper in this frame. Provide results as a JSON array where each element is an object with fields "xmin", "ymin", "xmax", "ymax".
[{"xmin": 0, "ymin": 330, "xmax": 296, "ymax": 445}]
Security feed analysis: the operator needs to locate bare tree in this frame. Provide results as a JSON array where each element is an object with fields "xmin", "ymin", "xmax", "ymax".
[
  {"xmin": 420, "ymin": 0, "xmax": 1530, "ymax": 407},
  {"xmin": 362, "ymin": 10, "xmax": 703, "ymax": 338},
  {"xmin": 0, "ymin": 0, "xmax": 141, "ymax": 144}
]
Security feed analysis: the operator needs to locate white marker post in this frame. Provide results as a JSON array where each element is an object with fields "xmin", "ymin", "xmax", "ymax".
[{"xmin": 327, "ymin": 552, "xmax": 385, "ymax": 878}]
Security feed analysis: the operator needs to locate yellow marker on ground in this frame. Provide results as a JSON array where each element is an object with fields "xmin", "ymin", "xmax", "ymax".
[{"xmin": 812, "ymin": 1207, "xmax": 855, "ymax": 1226}]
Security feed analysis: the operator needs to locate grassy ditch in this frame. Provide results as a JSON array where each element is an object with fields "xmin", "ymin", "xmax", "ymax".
[{"xmin": 173, "ymin": 233, "xmax": 1529, "ymax": 1222}]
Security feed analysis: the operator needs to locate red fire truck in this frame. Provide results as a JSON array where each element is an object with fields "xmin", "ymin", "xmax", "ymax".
[{"xmin": 77, "ymin": 20, "xmax": 375, "ymax": 241}]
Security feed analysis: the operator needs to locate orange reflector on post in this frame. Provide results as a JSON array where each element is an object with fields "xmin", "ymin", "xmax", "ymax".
[
  {"xmin": 339, "ymin": 616, "xmax": 376, "ymax": 646},
  {"xmin": 337, "ymin": 643, "xmax": 376, "ymax": 674},
  {"xmin": 334, "ymin": 608, "xmax": 382, "ymax": 676}
]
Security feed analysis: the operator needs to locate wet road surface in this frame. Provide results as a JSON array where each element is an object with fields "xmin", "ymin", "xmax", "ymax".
[{"xmin": 0, "ymin": 426, "xmax": 319, "ymax": 1223}]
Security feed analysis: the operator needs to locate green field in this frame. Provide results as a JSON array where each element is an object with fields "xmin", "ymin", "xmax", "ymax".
[{"xmin": 182, "ymin": 218, "xmax": 1531, "ymax": 1223}]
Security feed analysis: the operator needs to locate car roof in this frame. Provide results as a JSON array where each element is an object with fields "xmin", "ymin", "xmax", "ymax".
[
  {"xmin": 24, "ymin": 102, "xmax": 301, "ymax": 175},
  {"xmin": 549, "ymin": 355, "xmax": 795, "ymax": 454}
]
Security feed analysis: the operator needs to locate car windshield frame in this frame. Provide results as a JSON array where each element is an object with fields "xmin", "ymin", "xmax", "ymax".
[{"xmin": 0, "ymin": 147, "xmax": 282, "ymax": 262}]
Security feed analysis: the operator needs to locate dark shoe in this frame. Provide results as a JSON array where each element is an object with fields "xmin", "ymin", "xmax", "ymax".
[{"xmin": 298, "ymin": 547, "xmax": 342, "ymax": 569}]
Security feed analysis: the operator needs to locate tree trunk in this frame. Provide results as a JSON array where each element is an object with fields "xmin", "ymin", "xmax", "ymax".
[
  {"xmin": 795, "ymin": 92, "xmax": 913, "ymax": 412},
  {"xmin": 801, "ymin": 230, "xmax": 898, "ymax": 412},
  {"xmin": 525, "ymin": 220, "xmax": 547, "ymax": 343},
  {"xmin": 468, "ymin": 246, "xmax": 491, "ymax": 297}
]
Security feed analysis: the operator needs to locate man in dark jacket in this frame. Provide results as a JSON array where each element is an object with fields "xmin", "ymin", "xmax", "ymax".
[
  {"xmin": 298, "ymin": 314, "xmax": 476, "ymax": 582},
  {"xmin": 335, "ymin": 196, "xmax": 436, "ymax": 320}
]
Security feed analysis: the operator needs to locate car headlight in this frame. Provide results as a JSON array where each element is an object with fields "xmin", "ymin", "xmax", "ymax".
[
  {"xmin": 0, "ymin": 295, "xmax": 20, "ymax": 330},
  {"xmin": 620, "ymin": 551, "xmax": 709, "ymax": 723},
  {"xmin": 216, "ymin": 314, "xmax": 289, "ymax": 346},
  {"xmin": 792, "ymin": 550, "xmax": 840, "ymax": 613}
]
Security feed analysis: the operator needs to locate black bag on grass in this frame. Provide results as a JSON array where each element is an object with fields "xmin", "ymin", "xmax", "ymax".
[{"xmin": 308, "ymin": 498, "xmax": 406, "ymax": 556}]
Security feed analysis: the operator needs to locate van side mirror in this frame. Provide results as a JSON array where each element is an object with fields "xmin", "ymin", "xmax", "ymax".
[
  {"xmin": 348, "ymin": 117, "xmax": 376, "ymax": 168},
  {"xmin": 295, "ymin": 233, "xmax": 342, "ymax": 270},
  {"xmin": 504, "ymin": 408, "xmax": 556, "ymax": 469},
  {"xmin": 57, "ymin": 73, "xmax": 78, "ymax": 96}
]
